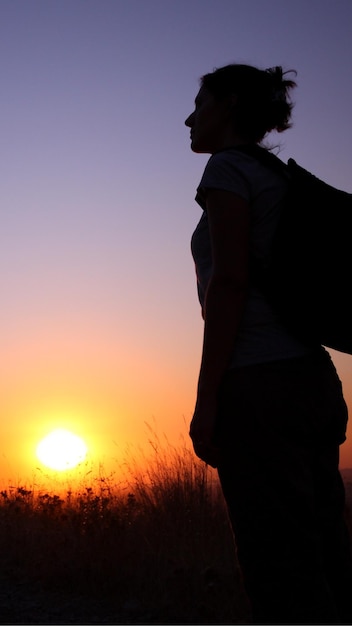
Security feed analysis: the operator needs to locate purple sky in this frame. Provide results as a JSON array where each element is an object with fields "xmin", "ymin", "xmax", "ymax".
[{"xmin": 1, "ymin": 0, "xmax": 352, "ymax": 481}]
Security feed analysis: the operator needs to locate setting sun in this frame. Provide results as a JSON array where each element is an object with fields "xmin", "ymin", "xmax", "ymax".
[{"xmin": 36, "ymin": 429, "xmax": 88, "ymax": 471}]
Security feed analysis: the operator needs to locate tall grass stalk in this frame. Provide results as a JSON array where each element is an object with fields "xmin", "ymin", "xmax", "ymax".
[{"xmin": 0, "ymin": 429, "xmax": 250, "ymax": 624}]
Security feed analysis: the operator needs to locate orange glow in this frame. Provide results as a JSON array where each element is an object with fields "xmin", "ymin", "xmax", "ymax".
[{"xmin": 0, "ymin": 327, "xmax": 351, "ymax": 494}]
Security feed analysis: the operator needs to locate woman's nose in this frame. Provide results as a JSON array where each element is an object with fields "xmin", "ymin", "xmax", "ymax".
[{"xmin": 185, "ymin": 112, "xmax": 194, "ymax": 127}]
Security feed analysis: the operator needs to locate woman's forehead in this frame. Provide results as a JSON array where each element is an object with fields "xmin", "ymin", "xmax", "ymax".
[{"xmin": 195, "ymin": 85, "xmax": 211, "ymax": 104}]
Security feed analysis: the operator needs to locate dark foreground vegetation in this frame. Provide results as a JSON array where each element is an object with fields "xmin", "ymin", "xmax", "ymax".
[
  {"xmin": 0, "ymin": 431, "xmax": 351, "ymax": 625},
  {"xmin": 0, "ymin": 434, "xmax": 251, "ymax": 624}
]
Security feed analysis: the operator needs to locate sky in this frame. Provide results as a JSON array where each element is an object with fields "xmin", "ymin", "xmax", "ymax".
[{"xmin": 1, "ymin": 0, "xmax": 352, "ymax": 486}]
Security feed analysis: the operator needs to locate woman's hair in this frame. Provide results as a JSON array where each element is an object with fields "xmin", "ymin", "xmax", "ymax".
[{"xmin": 200, "ymin": 64, "xmax": 297, "ymax": 143}]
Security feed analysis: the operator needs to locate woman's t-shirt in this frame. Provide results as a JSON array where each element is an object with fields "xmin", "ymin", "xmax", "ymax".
[{"xmin": 191, "ymin": 148, "xmax": 317, "ymax": 368}]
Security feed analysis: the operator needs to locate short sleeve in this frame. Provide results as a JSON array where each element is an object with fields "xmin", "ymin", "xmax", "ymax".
[{"xmin": 196, "ymin": 150, "xmax": 251, "ymax": 209}]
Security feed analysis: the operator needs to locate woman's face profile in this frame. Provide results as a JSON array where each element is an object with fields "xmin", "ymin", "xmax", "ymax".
[{"xmin": 185, "ymin": 86, "xmax": 230, "ymax": 154}]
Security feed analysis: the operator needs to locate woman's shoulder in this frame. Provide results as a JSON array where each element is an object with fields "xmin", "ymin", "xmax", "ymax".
[
  {"xmin": 198, "ymin": 150, "xmax": 250, "ymax": 200},
  {"xmin": 204, "ymin": 147, "xmax": 276, "ymax": 181},
  {"xmin": 199, "ymin": 147, "xmax": 282, "ymax": 198},
  {"xmin": 202, "ymin": 148, "xmax": 256, "ymax": 178}
]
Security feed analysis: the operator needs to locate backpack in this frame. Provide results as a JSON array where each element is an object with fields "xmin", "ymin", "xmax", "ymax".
[{"xmin": 238, "ymin": 144, "xmax": 352, "ymax": 355}]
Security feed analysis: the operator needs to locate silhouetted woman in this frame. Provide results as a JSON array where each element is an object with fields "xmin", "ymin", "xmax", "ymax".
[{"xmin": 185, "ymin": 63, "xmax": 352, "ymax": 624}]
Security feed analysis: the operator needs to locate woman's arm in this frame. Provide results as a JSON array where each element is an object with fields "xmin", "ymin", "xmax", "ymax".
[{"xmin": 190, "ymin": 188, "xmax": 250, "ymax": 467}]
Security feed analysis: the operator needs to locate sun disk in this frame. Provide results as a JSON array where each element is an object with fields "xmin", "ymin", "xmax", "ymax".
[{"xmin": 36, "ymin": 429, "xmax": 88, "ymax": 471}]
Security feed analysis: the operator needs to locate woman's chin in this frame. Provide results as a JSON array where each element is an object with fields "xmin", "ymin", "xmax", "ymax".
[{"xmin": 191, "ymin": 140, "xmax": 209, "ymax": 154}]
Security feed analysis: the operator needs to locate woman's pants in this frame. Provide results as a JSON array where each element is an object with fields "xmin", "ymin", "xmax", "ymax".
[{"xmin": 216, "ymin": 350, "xmax": 352, "ymax": 624}]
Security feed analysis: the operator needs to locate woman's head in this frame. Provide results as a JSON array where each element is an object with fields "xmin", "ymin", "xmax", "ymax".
[{"xmin": 185, "ymin": 63, "xmax": 297, "ymax": 152}]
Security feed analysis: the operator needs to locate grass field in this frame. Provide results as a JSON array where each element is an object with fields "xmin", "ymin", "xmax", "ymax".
[
  {"xmin": 0, "ymin": 434, "xmax": 251, "ymax": 624},
  {"xmin": 0, "ymin": 432, "xmax": 351, "ymax": 624}
]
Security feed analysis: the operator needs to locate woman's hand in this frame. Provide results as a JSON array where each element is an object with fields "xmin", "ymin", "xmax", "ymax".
[{"xmin": 189, "ymin": 395, "xmax": 220, "ymax": 468}]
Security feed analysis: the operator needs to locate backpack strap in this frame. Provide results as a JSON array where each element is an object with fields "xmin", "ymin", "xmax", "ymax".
[
  {"xmin": 233, "ymin": 145, "xmax": 291, "ymax": 292},
  {"xmin": 234, "ymin": 144, "xmax": 290, "ymax": 179}
]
